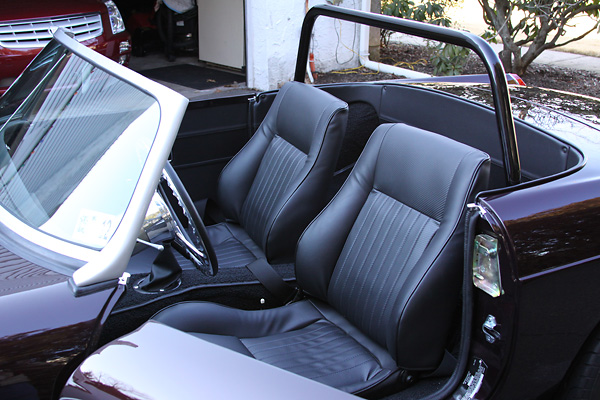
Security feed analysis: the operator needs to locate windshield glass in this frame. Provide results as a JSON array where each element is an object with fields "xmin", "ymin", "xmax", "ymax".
[{"xmin": 0, "ymin": 41, "xmax": 159, "ymax": 249}]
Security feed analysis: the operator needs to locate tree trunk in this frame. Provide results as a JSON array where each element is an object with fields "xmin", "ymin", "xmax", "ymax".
[
  {"xmin": 499, "ymin": 47, "xmax": 530, "ymax": 76},
  {"xmin": 499, "ymin": 48, "xmax": 514, "ymax": 73},
  {"xmin": 514, "ymin": 60, "xmax": 527, "ymax": 76}
]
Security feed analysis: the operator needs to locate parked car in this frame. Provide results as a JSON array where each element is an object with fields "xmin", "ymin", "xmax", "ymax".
[
  {"xmin": 1, "ymin": 5, "xmax": 600, "ymax": 400},
  {"xmin": 0, "ymin": 0, "xmax": 131, "ymax": 95}
]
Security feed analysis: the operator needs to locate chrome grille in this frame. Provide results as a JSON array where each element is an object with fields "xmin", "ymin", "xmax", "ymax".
[{"xmin": 0, "ymin": 14, "xmax": 103, "ymax": 49}]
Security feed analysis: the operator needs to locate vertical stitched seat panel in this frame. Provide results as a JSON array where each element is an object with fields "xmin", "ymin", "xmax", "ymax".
[
  {"xmin": 328, "ymin": 190, "xmax": 439, "ymax": 347},
  {"xmin": 240, "ymin": 135, "xmax": 307, "ymax": 247},
  {"xmin": 211, "ymin": 237, "xmax": 258, "ymax": 269}
]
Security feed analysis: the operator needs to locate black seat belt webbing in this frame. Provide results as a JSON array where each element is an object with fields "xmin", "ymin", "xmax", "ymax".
[{"xmin": 246, "ymin": 258, "xmax": 296, "ymax": 301}]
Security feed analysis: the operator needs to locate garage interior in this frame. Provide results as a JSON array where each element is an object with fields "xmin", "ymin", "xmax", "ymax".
[{"xmin": 117, "ymin": 0, "xmax": 252, "ymax": 99}]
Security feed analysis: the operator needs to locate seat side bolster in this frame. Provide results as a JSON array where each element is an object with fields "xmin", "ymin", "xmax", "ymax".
[
  {"xmin": 265, "ymin": 103, "xmax": 348, "ymax": 261},
  {"xmin": 216, "ymin": 84, "xmax": 291, "ymax": 220},
  {"xmin": 152, "ymin": 300, "xmax": 324, "ymax": 338},
  {"xmin": 392, "ymin": 155, "xmax": 490, "ymax": 370},
  {"xmin": 295, "ymin": 125, "xmax": 391, "ymax": 300}
]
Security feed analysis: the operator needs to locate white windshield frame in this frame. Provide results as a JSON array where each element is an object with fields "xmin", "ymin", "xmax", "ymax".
[{"xmin": 0, "ymin": 29, "xmax": 188, "ymax": 287}]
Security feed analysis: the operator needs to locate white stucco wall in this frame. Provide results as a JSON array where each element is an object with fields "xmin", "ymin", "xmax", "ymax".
[
  {"xmin": 311, "ymin": 0, "xmax": 362, "ymax": 73},
  {"xmin": 245, "ymin": 0, "xmax": 363, "ymax": 91}
]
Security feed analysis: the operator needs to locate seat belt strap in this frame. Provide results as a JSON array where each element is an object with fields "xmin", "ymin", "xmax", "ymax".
[{"xmin": 246, "ymin": 258, "xmax": 296, "ymax": 302}]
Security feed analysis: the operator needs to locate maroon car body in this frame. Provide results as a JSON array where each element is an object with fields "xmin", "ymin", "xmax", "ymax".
[
  {"xmin": 0, "ymin": 255, "xmax": 122, "ymax": 400},
  {"xmin": 0, "ymin": 0, "xmax": 130, "ymax": 94}
]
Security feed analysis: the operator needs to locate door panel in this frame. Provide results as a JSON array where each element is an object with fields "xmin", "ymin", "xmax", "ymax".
[{"xmin": 171, "ymin": 95, "xmax": 253, "ymax": 201}]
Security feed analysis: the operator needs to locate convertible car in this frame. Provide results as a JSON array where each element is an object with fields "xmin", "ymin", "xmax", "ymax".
[{"xmin": 1, "ymin": 5, "xmax": 600, "ymax": 400}]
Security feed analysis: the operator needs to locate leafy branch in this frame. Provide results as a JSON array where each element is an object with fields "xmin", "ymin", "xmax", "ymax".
[{"xmin": 479, "ymin": 0, "xmax": 600, "ymax": 74}]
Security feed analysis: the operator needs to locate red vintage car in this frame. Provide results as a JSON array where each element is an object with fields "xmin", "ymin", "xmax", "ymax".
[{"xmin": 0, "ymin": 0, "xmax": 130, "ymax": 94}]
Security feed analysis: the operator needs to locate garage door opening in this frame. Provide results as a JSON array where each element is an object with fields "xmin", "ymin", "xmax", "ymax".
[{"xmin": 119, "ymin": 0, "xmax": 248, "ymax": 98}]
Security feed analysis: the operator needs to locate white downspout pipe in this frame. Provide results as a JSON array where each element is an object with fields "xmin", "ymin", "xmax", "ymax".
[{"xmin": 359, "ymin": 0, "xmax": 430, "ymax": 79}]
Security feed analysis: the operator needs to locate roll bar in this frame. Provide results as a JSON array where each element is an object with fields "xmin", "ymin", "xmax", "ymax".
[{"xmin": 294, "ymin": 5, "xmax": 521, "ymax": 186}]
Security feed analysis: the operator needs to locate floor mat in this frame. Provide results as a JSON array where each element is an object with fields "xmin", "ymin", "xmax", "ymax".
[{"xmin": 138, "ymin": 64, "xmax": 244, "ymax": 90}]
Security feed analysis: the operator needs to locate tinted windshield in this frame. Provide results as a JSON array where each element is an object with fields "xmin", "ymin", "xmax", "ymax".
[{"xmin": 0, "ymin": 41, "xmax": 159, "ymax": 249}]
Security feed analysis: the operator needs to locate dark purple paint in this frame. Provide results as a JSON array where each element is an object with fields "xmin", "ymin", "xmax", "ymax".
[
  {"xmin": 0, "ymin": 245, "xmax": 119, "ymax": 400},
  {"xmin": 61, "ymin": 321, "xmax": 357, "ymax": 400},
  {"xmin": 473, "ymin": 143, "xmax": 600, "ymax": 397}
]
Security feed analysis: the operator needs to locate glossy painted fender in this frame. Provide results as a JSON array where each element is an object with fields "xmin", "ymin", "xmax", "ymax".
[
  {"xmin": 61, "ymin": 321, "xmax": 358, "ymax": 400},
  {"xmin": 0, "ymin": 246, "xmax": 120, "ymax": 399}
]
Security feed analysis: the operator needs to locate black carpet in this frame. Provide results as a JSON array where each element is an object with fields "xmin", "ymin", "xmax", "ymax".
[
  {"xmin": 99, "ymin": 249, "xmax": 296, "ymax": 347},
  {"xmin": 117, "ymin": 246, "xmax": 296, "ymax": 313},
  {"xmin": 139, "ymin": 64, "xmax": 243, "ymax": 90}
]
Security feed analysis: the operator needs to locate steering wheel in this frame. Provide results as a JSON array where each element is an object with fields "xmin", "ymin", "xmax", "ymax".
[{"xmin": 158, "ymin": 162, "xmax": 218, "ymax": 276}]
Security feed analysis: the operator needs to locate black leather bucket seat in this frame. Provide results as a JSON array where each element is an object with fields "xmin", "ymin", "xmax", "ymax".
[
  {"xmin": 153, "ymin": 123, "xmax": 490, "ymax": 396},
  {"xmin": 206, "ymin": 82, "xmax": 348, "ymax": 268}
]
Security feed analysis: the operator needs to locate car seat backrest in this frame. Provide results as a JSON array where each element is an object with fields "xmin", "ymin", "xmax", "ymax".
[
  {"xmin": 217, "ymin": 81, "xmax": 348, "ymax": 261},
  {"xmin": 296, "ymin": 123, "xmax": 490, "ymax": 370}
]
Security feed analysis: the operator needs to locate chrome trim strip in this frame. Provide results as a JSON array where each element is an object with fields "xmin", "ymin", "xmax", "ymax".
[{"xmin": 0, "ymin": 14, "xmax": 103, "ymax": 49}]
